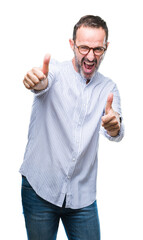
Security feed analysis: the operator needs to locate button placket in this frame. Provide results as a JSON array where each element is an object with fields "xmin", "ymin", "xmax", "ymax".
[
  {"xmin": 72, "ymin": 157, "xmax": 76, "ymax": 161},
  {"xmin": 67, "ymin": 83, "xmax": 88, "ymax": 184},
  {"xmin": 76, "ymin": 87, "xmax": 88, "ymax": 153},
  {"xmin": 65, "ymin": 82, "xmax": 89, "ymax": 207}
]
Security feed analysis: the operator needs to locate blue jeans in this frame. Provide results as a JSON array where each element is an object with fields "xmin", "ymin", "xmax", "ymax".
[{"xmin": 21, "ymin": 176, "xmax": 100, "ymax": 240}]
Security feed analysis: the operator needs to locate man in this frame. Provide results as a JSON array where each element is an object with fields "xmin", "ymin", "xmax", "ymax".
[{"xmin": 20, "ymin": 15, "xmax": 124, "ymax": 240}]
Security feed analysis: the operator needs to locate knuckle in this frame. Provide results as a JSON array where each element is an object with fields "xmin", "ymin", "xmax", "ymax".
[
  {"xmin": 27, "ymin": 71, "xmax": 32, "ymax": 78},
  {"xmin": 24, "ymin": 82, "xmax": 29, "ymax": 89},
  {"xmin": 35, "ymin": 79, "xmax": 40, "ymax": 85},
  {"xmin": 24, "ymin": 75, "xmax": 27, "ymax": 81},
  {"xmin": 112, "ymin": 115, "xmax": 116, "ymax": 120},
  {"xmin": 34, "ymin": 75, "xmax": 40, "ymax": 84},
  {"xmin": 39, "ymin": 74, "xmax": 45, "ymax": 80},
  {"xmin": 30, "ymin": 81, "xmax": 35, "ymax": 87}
]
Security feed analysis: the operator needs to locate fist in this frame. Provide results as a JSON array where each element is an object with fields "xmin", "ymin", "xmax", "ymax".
[
  {"xmin": 102, "ymin": 93, "xmax": 121, "ymax": 137},
  {"xmin": 23, "ymin": 54, "xmax": 51, "ymax": 91}
]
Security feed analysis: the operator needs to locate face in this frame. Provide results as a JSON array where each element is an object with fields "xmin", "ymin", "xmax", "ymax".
[{"xmin": 69, "ymin": 26, "xmax": 108, "ymax": 80}]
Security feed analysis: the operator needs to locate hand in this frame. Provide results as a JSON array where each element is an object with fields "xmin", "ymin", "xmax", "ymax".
[
  {"xmin": 102, "ymin": 93, "xmax": 120, "ymax": 137},
  {"xmin": 23, "ymin": 54, "xmax": 51, "ymax": 91}
]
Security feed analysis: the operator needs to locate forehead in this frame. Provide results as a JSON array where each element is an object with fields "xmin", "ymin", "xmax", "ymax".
[{"xmin": 76, "ymin": 26, "xmax": 106, "ymax": 46}]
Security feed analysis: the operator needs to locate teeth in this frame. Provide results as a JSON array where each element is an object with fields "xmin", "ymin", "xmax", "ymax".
[{"xmin": 84, "ymin": 62, "xmax": 94, "ymax": 66}]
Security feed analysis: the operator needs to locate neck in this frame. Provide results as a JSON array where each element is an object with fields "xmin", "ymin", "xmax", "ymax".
[{"xmin": 86, "ymin": 79, "xmax": 90, "ymax": 84}]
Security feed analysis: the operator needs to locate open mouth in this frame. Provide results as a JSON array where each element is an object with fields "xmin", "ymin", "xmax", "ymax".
[{"xmin": 82, "ymin": 61, "xmax": 96, "ymax": 74}]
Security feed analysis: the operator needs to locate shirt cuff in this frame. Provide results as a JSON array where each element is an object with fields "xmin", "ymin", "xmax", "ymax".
[{"xmin": 31, "ymin": 84, "xmax": 50, "ymax": 97}]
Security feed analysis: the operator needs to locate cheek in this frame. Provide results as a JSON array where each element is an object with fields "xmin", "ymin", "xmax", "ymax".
[
  {"xmin": 74, "ymin": 50, "xmax": 83, "ymax": 64},
  {"xmin": 98, "ymin": 54, "xmax": 105, "ymax": 63}
]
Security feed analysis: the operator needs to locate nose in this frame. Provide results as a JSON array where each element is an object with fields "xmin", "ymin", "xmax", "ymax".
[{"xmin": 86, "ymin": 49, "xmax": 95, "ymax": 61}]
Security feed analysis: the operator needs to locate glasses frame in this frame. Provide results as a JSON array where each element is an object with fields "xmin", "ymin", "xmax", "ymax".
[{"xmin": 75, "ymin": 43, "xmax": 107, "ymax": 56}]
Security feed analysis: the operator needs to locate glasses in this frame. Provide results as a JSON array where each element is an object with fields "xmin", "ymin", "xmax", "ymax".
[{"xmin": 75, "ymin": 44, "xmax": 107, "ymax": 56}]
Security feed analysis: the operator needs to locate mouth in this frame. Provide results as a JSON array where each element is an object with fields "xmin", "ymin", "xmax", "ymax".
[{"xmin": 82, "ymin": 60, "xmax": 97, "ymax": 75}]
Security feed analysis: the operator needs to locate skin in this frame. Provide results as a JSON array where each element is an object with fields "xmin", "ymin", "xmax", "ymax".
[
  {"xmin": 23, "ymin": 54, "xmax": 50, "ymax": 91},
  {"xmin": 102, "ymin": 93, "xmax": 121, "ymax": 137},
  {"xmin": 69, "ymin": 26, "xmax": 108, "ymax": 80},
  {"xmin": 23, "ymin": 26, "xmax": 120, "ymax": 137}
]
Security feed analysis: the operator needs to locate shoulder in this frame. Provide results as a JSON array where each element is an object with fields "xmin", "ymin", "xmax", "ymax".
[
  {"xmin": 49, "ymin": 59, "xmax": 73, "ymax": 80},
  {"xmin": 49, "ymin": 59, "xmax": 71, "ymax": 71},
  {"xmin": 93, "ymin": 72, "xmax": 118, "ymax": 96},
  {"xmin": 96, "ymin": 71, "xmax": 114, "ymax": 85}
]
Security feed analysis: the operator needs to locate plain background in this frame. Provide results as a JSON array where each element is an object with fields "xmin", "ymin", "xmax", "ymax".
[{"xmin": 0, "ymin": 0, "xmax": 143, "ymax": 239}]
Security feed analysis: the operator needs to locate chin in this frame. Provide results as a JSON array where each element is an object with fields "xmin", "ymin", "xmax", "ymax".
[{"xmin": 82, "ymin": 69, "xmax": 97, "ymax": 80}]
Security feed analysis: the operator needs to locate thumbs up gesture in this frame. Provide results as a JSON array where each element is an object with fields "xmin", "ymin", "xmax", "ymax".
[
  {"xmin": 102, "ymin": 93, "xmax": 121, "ymax": 137},
  {"xmin": 23, "ymin": 54, "xmax": 51, "ymax": 91}
]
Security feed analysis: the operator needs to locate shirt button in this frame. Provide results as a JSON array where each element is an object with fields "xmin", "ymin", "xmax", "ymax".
[
  {"xmin": 72, "ymin": 157, "xmax": 76, "ymax": 161},
  {"xmin": 67, "ymin": 175, "xmax": 71, "ymax": 179}
]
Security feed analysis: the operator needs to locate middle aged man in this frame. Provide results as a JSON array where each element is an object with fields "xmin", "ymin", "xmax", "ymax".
[{"xmin": 20, "ymin": 15, "xmax": 124, "ymax": 240}]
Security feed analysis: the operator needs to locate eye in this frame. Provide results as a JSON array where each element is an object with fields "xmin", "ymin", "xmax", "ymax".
[
  {"xmin": 94, "ymin": 47, "xmax": 103, "ymax": 53},
  {"xmin": 80, "ymin": 46, "xmax": 89, "ymax": 50},
  {"xmin": 79, "ymin": 46, "xmax": 89, "ymax": 54}
]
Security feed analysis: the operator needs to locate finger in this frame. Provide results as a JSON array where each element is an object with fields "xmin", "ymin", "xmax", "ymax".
[
  {"xmin": 27, "ymin": 71, "xmax": 40, "ymax": 85},
  {"xmin": 42, "ymin": 54, "xmax": 51, "ymax": 76},
  {"xmin": 105, "ymin": 93, "xmax": 113, "ymax": 115},
  {"xmin": 106, "ymin": 125, "xmax": 120, "ymax": 132},
  {"xmin": 102, "ymin": 121, "xmax": 119, "ymax": 129},
  {"xmin": 32, "ymin": 68, "xmax": 46, "ymax": 80},
  {"xmin": 24, "ymin": 76, "xmax": 35, "ymax": 88},
  {"xmin": 23, "ymin": 80, "xmax": 31, "ymax": 89},
  {"xmin": 103, "ymin": 122, "xmax": 119, "ymax": 131},
  {"xmin": 102, "ymin": 114, "xmax": 115, "ymax": 124}
]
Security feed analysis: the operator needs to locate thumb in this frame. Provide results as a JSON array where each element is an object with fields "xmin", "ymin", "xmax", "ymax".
[
  {"xmin": 42, "ymin": 54, "xmax": 51, "ymax": 76},
  {"xmin": 105, "ymin": 92, "xmax": 113, "ymax": 114}
]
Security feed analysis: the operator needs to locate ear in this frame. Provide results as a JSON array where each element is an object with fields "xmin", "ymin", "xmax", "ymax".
[
  {"xmin": 106, "ymin": 42, "xmax": 110, "ymax": 49},
  {"xmin": 69, "ymin": 39, "xmax": 74, "ymax": 51}
]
